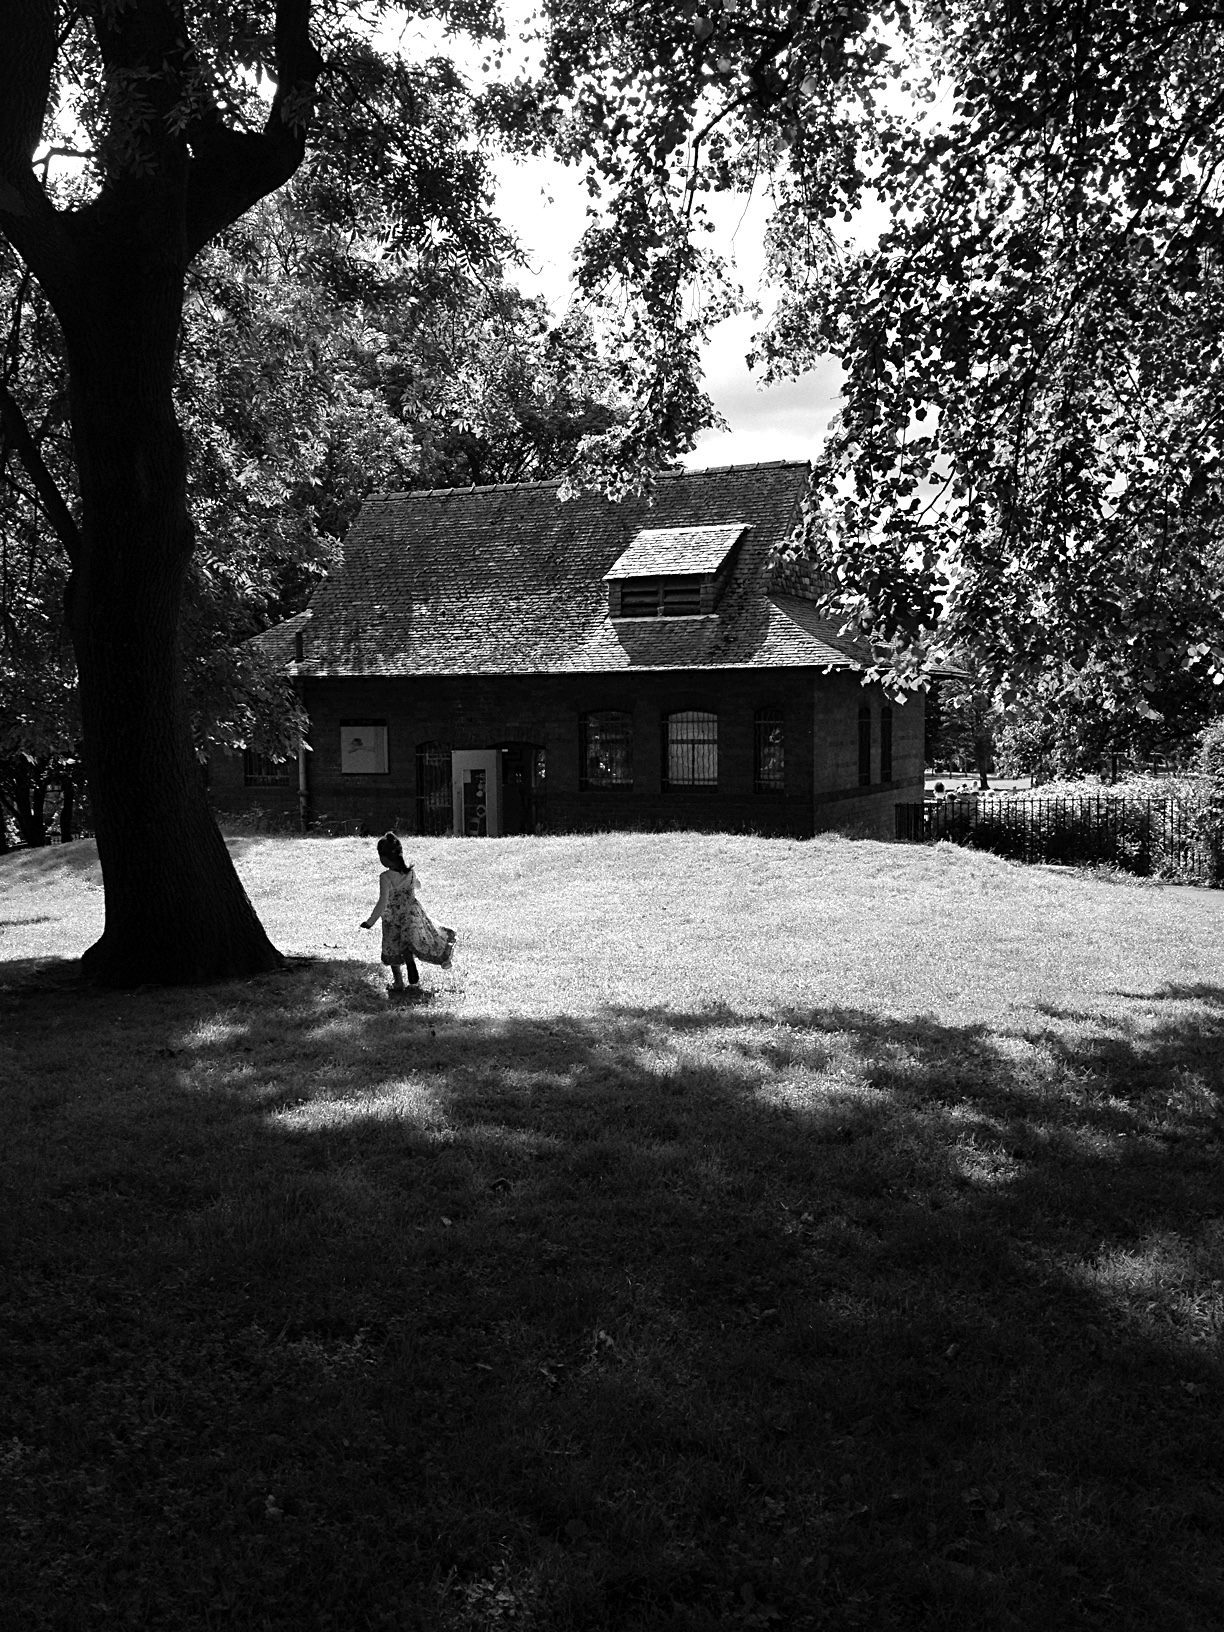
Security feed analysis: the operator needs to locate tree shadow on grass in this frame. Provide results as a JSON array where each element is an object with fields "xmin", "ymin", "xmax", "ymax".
[{"xmin": 2, "ymin": 958, "xmax": 1222, "ymax": 1632}]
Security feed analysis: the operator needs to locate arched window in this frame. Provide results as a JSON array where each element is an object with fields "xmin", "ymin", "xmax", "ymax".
[
  {"xmin": 579, "ymin": 712, "xmax": 633, "ymax": 790},
  {"xmin": 415, "ymin": 742, "xmax": 451, "ymax": 835},
  {"xmin": 663, "ymin": 710, "xmax": 718, "ymax": 788},
  {"xmin": 858, "ymin": 705, "xmax": 872, "ymax": 787},
  {"xmin": 880, "ymin": 704, "xmax": 893, "ymax": 783},
  {"xmin": 753, "ymin": 709, "xmax": 785, "ymax": 793}
]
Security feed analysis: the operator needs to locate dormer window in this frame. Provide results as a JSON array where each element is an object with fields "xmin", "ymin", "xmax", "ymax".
[
  {"xmin": 605, "ymin": 523, "xmax": 746, "ymax": 618},
  {"xmin": 618, "ymin": 576, "xmax": 703, "ymax": 617}
]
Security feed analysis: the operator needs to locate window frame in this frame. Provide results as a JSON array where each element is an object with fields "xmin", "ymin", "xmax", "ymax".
[
  {"xmin": 340, "ymin": 720, "xmax": 389, "ymax": 776},
  {"xmin": 415, "ymin": 741, "xmax": 451, "ymax": 835},
  {"xmin": 579, "ymin": 710, "xmax": 635, "ymax": 791},
  {"xmin": 662, "ymin": 708, "xmax": 719, "ymax": 790},
  {"xmin": 753, "ymin": 708, "xmax": 786, "ymax": 795}
]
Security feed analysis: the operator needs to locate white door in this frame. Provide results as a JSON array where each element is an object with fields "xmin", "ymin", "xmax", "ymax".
[{"xmin": 451, "ymin": 750, "xmax": 501, "ymax": 837}]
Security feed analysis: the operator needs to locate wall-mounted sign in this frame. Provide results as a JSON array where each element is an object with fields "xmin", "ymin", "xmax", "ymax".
[{"xmin": 340, "ymin": 722, "xmax": 388, "ymax": 775}]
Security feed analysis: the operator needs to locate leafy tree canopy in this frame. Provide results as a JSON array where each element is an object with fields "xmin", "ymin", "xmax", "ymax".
[{"xmin": 537, "ymin": 2, "xmax": 1224, "ymax": 744}]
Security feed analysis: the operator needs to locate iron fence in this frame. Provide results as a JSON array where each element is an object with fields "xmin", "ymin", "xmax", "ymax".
[{"xmin": 896, "ymin": 793, "xmax": 1224, "ymax": 885}]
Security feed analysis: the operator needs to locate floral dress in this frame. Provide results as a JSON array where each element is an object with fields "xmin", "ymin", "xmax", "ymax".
[{"xmin": 381, "ymin": 867, "xmax": 456, "ymax": 967}]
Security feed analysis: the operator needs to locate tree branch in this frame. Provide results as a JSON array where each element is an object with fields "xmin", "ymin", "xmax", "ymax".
[
  {"xmin": 0, "ymin": 378, "xmax": 80, "ymax": 565},
  {"xmin": 0, "ymin": 0, "xmax": 56, "ymax": 193},
  {"xmin": 0, "ymin": 2, "xmax": 81, "ymax": 308},
  {"xmin": 183, "ymin": 0, "xmax": 325, "ymax": 257}
]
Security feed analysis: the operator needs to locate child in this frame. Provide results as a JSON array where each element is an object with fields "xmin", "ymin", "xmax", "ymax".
[{"xmin": 360, "ymin": 832, "xmax": 456, "ymax": 994}]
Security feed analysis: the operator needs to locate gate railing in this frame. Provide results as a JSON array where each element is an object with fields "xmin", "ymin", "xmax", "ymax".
[{"xmin": 896, "ymin": 793, "xmax": 1224, "ymax": 885}]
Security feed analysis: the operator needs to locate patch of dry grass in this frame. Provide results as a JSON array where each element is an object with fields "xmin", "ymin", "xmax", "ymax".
[{"xmin": 2, "ymin": 833, "xmax": 1222, "ymax": 1630}]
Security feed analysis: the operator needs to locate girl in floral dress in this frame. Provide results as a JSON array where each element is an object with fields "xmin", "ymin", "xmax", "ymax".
[{"xmin": 360, "ymin": 832, "xmax": 456, "ymax": 994}]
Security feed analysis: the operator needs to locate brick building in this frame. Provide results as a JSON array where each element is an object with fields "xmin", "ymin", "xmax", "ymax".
[{"xmin": 207, "ymin": 460, "xmax": 926, "ymax": 837}]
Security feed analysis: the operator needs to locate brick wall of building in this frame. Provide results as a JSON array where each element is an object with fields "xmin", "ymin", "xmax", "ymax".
[
  {"xmin": 811, "ymin": 672, "xmax": 926, "ymax": 836},
  {"xmin": 208, "ymin": 666, "xmax": 925, "ymax": 839}
]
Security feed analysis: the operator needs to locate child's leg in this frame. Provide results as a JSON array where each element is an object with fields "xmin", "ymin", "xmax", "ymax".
[
  {"xmin": 388, "ymin": 963, "xmax": 406, "ymax": 990},
  {"xmin": 405, "ymin": 953, "xmax": 420, "ymax": 986}
]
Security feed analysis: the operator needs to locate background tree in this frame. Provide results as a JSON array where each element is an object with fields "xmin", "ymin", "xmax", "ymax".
[
  {"xmin": 789, "ymin": 6, "xmax": 1224, "ymax": 722},
  {"xmin": 1, "ymin": 246, "xmax": 81, "ymax": 847},
  {"xmin": 923, "ymin": 656, "xmax": 998, "ymax": 788}
]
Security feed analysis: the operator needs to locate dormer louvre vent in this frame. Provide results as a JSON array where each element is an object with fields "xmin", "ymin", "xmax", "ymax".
[
  {"xmin": 604, "ymin": 523, "xmax": 747, "ymax": 619},
  {"xmin": 619, "ymin": 577, "xmax": 703, "ymax": 617}
]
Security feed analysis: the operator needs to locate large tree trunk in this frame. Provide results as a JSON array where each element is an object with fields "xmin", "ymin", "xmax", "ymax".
[
  {"xmin": 63, "ymin": 251, "xmax": 283, "ymax": 987},
  {"xmin": 973, "ymin": 727, "xmax": 992, "ymax": 791}
]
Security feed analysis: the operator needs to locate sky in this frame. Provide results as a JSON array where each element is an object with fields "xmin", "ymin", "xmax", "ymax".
[
  {"xmin": 489, "ymin": 148, "xmax": 847, "ymax": 472},
  {"xmin": 379, "ymin": 5, "xmax": 900, "ymax": 473}
]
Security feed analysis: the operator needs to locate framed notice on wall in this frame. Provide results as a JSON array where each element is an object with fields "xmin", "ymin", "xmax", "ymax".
[{"xmin": 340, "ymin": 722, "xmax": 388, "ymax": 775}]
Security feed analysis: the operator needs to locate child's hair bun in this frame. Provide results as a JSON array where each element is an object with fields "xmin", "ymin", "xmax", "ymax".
[{"xmin": 377, "ymin": 831, "xmax": 408, "ymax": 872}]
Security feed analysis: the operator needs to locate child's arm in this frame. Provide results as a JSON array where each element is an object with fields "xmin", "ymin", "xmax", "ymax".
[{"xmin": 360, "ymin": 871, "xmax": 390, "ymax": 929}]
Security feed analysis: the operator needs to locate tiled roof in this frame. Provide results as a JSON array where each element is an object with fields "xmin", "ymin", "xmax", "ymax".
[
  {"xmin": 263, "ymin": 461, "xmax": 873, "ymax": 677},
  {"xmin": 603, "ymin": 523, "xmax": 746, "ymax": 580},
  {"xmin": 255, "ymin": 607, "xmax": 311, "ymax": 671}
]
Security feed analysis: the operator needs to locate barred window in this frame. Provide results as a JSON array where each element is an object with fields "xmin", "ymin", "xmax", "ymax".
[
  {"xmin": 416, "ymin": 742, "xmax": 451, "ymax": 835},
  {"xmin": 858, "ymin": 705, "xmax": 872, "ymax": 787},
  {"xmin": 664, "ymin": 710, "xmax": 718, "ymax": 788},
  {"xmin": 880, "ymin": 704, "xmax": 893, "ymax": 783},
  {"xmin": 754, "ymin": 709, "xmax": 785, "ymax": 793},
  {"xmin": 243, "ymin": 749, "xmax": 290, "ymax": 788},
  {"xmin": 580, "ymin": 711, "xmax": 633, "ymax": 790}
]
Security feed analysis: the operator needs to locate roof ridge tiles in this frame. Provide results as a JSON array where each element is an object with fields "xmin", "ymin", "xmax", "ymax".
[
  {"xmin": 682, "ymin": 459, "xmax": 810, "ymax": 475},
  {"xmin": 371, "ymin": 477, "xmax": 569, "ymax": 500}
]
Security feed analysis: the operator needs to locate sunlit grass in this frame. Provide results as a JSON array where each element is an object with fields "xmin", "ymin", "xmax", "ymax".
[{"xmin": 2, "ymin": 832, "xmax": 1222, "ymax": 1630}]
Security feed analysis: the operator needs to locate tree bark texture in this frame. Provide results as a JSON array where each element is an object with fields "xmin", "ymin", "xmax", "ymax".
[{"xmin": 61, "ymin": 249, "xmax": 283, "ymax": 985}]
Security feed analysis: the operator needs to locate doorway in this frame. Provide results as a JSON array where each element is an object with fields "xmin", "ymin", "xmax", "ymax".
[
  {"xmin": 499, "ymin": 742, "xmax": 545, "ymax": 835},
  {"xmin": 451, "ymin": 750, "xmax": 501, "ymax": 837}
]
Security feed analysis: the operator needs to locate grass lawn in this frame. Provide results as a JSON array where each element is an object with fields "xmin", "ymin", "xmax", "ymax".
[{"xmin": 2, "ymin": 831, "xmax": 1222, "ymax": 1631}]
